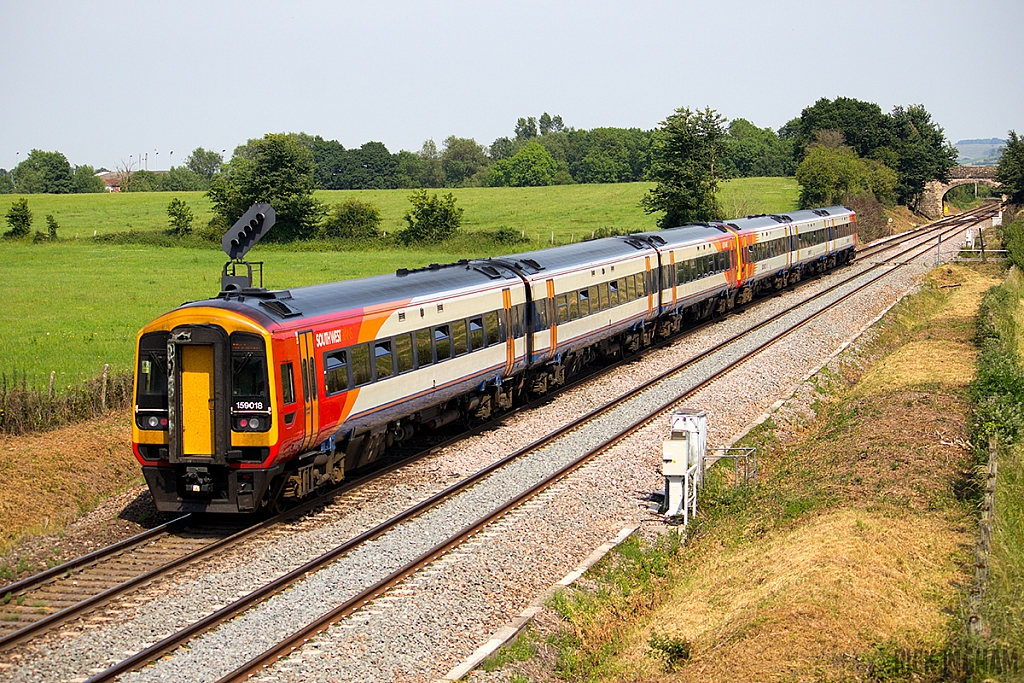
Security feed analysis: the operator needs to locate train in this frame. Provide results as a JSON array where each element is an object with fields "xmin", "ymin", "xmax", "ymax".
[{"xmin": 133, "ymin": 206, "xmax": 857, "ymax": 514}]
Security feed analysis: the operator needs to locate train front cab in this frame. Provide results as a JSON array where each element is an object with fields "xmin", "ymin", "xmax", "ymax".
[{"xmin": 134, "ymin": 311, "xmax": 281, "ymax": 514}]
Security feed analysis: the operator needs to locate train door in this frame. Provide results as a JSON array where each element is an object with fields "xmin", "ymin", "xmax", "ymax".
[
  {"xmin": 502, "ymin": 288, "xmax": 515, "ymax": 375},
  {"xmin": 546, "ymin": 279, "xmax": 556, "ymax": 355},
  {"xmin": 167, "ymin": 325, "xmax": 230, "ymax": 464},
  {"xmin": 297, "ymin": 330, "xmax": 321, "ymax": 452}
]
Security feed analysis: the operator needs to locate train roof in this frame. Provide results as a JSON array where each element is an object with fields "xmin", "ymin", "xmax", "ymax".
[
  {"xmin": 629, "ymin": 222, "xmax": 733, "ymax": 249},
  {"xmin": 181, "ymin": 258, "xmax": 522, "ymax": 325},
  {"xmin": 723, "ymin": 206, "xmax": 853, "ymax": 233},
  {"xmin": 477, "ymin": 233, "xmax": 656, "ymax": 279}
]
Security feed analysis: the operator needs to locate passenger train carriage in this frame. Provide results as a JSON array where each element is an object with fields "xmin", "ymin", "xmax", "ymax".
[{"xmin": 133, "ymin": 205, "xmax": 856, "ymax": 513}]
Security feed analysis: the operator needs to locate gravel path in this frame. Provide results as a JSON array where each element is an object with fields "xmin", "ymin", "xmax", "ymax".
[{"xmin": 0, "ymin": 228, "xmax": 965, "ymax": 683}]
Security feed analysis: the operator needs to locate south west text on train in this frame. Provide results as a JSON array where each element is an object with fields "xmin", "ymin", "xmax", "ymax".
[{"xmin": 132, "ymin": 205, "xmax": 857, "ymax": 513}]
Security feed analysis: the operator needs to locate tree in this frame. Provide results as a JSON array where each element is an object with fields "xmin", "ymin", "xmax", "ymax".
[
  {"xmin": 71, "ymin": 165, "xmax": 105, "ymax": 193},
  {"xmin": 642, "ymin": 107, "xmax": 728, "ymax": 227},
  {"xmin": 417, "ymin": 139, "xmax": 445, "ymax": 188},
  {"xmin": 888, "ymin": 105, "xmax": 957, "ymax": 208},
  {"xmin": 791, "ymin": 97, "xmax": 892, "ymax": 162},
  {"xmin": 722, "ymin": 119, "xmax": 795, "ymax": 177},
  {"xmin": 45, "ymin": 214, "xmax": 59, "ymax": 239},
  {"xmin": 399, "ymin": 190, "xmax": 462, "ymax": 244},
  {"xmin": 0, "ymin": 170, "xmax": 13, "ymax": 194},
  {"xmin": 5, "ymin": 198, "xmax": 32, "ymax": 237},
  {"xmin": 488, "ymin": 142, "xmax": 558, "ymax": 187},
  {"xmin": 569, "ymin": 128, "xmax": 651, "ymax": 184},
  {"xmin": 489, "ymin": 136, "xmax": 515, "ymax": 162},
  {"xmin": 515, "ymin": 117, "xmax": 538, "ymax": 140},
  {"xmin": 441, "ymin": 136, "xmax": 489, "ymax": 187},
  {"xmin": 158, "ymin": 166, "xmax": 206, "ymax": 191},
  {"xmin": 123, "ymin": 169, "xmax": 159, "ymax": 192},
  {"xmin": 996, "ymin": 130, "xmax": 1024, "ymax": 204},
  {"xmin": 208, "ymin": 133, "xmax": 324, "ymax": 242},
  {"xmin": 394, "ymin": 150, "xmax": 425, "ymax": 189},
  {"xmin": 12, "ymin": 149, "xmax": 74, "ymax": 194},
  {"xmin": 184, "ymin": 148, "xmax": 224, "ymax": 180},
  {"xmin": 794, "ymin": 145, "xmax": 896, "ymax": 208},
  {"xmin": 167, "ymin": 198, "xmax": 194, "ymax": 237},
  {"xmin": 322, "ymin": 198, "xmax": 381, "ymax": 238}
]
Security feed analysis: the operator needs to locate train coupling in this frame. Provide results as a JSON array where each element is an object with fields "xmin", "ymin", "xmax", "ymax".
[{"xmin": 183, "ymin": 466, "xmax": 214, "ymax": 495}]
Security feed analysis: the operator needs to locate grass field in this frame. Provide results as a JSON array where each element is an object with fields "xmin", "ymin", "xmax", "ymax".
[
  {"xmin": 2, "ymin": 178, "xmax": 799, "ymax": 239},
  {"xmin": 0, "ymin": 178, "xmax": 799, "ymax": 386}
]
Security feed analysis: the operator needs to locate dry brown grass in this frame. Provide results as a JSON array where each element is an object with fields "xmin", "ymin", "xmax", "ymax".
[
  {"xmin": 0, "ymin": 408, "xmax": 139, "ymax": 555},
  {"xmin": 489, "ymin": 266, "xmax": 1005, "ymax": 683},
  {"xmin": 610, "ymin": 509, "xmax": 963, "ymax": 683}
]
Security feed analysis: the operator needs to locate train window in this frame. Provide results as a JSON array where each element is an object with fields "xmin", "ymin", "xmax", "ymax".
[
  {"xmin": 324, "ymin": 350, "xmax": 350, "ymax": 394},
  {"xmin": 608, "ymin": 280, "xmax": 619, "ymax": 307},
  {"xmin": 469, "ymin": 317, "xmax": 485, "ymax": 350},
  {"xmin": 374, "ymin": 340, "xmax": 394, "ymax": 380},
  {"xmin": 231, "ymin": 333, "xmax": 269, "ymax": 402},
  {"xmin": 533, "ymin": 298, "xmax": 549, "ymax": 331},
  {"xmin": 598, "ymin": 283, "xmax": 610, "ymax": 311},
  {"xmin": 485, "ymin": 311, "xmax": 501, "ymax": 345},
  {"xmin": 556, "ymin": 294, "xmax": 569, "ymax": 324},
  {"xmin": 395, "ymin": 333, "xmax": 414, "ymax": 373},
  {"xmin": 137, "ymin": 332, "xmax": 170, "ymax": 409},
  {"xmin": 567, "ymin": 290, "xmax": 580, "ymax": 319},
  {"xmin": 434, "ymin": 325, "xmax": 452, "ymax": 361},
  {"xmin": 280, "ymin": 363, "xmax": 296, "ymax": 405},
  {"xmin": 626, "ymin": 274, "xmax": 637, "ymax": 300},
  {"xmin": 452, "ymin": 319, "xmax": 469, "ymax": 356},
  {"xmin": 350, "ymin": 344, "xmax": 372, "ymax": 386},
  {"xmin": 416, "ymin": 328, "xmax": 434, "ymax": 367},
  {"xmin": 617, "ymin": 278, "xmax": 628, "ymax": 302},
  {"xmin": 578, "ymin": 288, "xmax": 591, "ymax": 317},
  {"xmin": 513, "ymin": 303, "xmax": 527, "ymax": 338}
]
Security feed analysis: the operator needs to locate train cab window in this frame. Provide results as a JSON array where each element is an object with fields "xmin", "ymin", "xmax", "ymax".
[
  {"xmin": 578, "ymin": 288, "xmax": 591, "ymax": 317},
  {"xmin": 598, "ymin": 283, "xmax": 610, "ymax": 311},
  {"xmin": 434, "ymin": 325, "xmax": 452, "ymax": 361},
  {"xmin": 351, "ymin": 344, "xmax": 372, "ymax": 386},
  {"xmin": 137, "ymin": 332, "xmax": 169, "ymax": 405},
  {"xmin": 452, "ymin": 319, "xmax": 469, "ymax": 356},
  {"xmin": 280, "ymin": 363, "xmax": 296, "ymax": 405},
  {"xmin": 324, "ymin": 350, "xmax": 350, "ymax": 394},
  {"xmin": 469, "ymin": 317, "xmax": 485, "ymax": 350},
  {"xmin": 395, "ymin": 333, "xmax": 414, "ymax": 373},
  {"xmin": 416, "ymin": 328, "xmax": 434, "ymax": 367},
  {"xmin": 485, "ymin": 311, "xmax": 502, "ymax": 345},
  {"xmin": 231, "ymin": 333, "xmax": 269, "ymax": 404},
  {"xmin": 374, "ymin": 341, "xmax": 394, "ymax": 380}
]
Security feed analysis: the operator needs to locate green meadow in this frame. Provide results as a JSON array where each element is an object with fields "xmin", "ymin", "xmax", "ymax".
[{"xmin": 1, "ymin": 178, "xmax": 798, "ymax": 387}]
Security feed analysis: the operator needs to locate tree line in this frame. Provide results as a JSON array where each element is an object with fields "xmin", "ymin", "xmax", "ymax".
[{"xmin": 6, "ymin": 97, "xmax": 989, "ymax": 246}]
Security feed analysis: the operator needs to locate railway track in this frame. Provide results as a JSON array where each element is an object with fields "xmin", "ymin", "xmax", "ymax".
[
  {"xmin": 0, "ymin": 208, "xmax": 991, "ymax": 683},
  {"xmin": 54, "ymin": 207, "xmax": 992, "ymax": 683}
]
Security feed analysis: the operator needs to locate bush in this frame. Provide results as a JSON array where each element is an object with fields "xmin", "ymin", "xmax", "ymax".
[
  {"xmin": 321, "ymin": 198, "xmax": 381, "ymax": 239},
  {"xmin": 399, "ymin": 190, "xmax": 462, "ymax": 244},
  {"xmin": 45, "ymin": 214, "xmax": 59, "ymax": 239},
  {"xmin": 4, "ymin": 198, "xmax": 32, "ymax": 238},
  {"xmin": 491, "ymin": 226, "xmax": 529, "ymax": 245},
  {"xmin": 167, "ymin": 198, "xmax": 194, "ymax": 237}
]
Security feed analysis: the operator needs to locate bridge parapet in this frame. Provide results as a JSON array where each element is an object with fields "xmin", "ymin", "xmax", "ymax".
[{"xmin": 920, "ymin": 166, "xmax": 1003, "ymax": 219}]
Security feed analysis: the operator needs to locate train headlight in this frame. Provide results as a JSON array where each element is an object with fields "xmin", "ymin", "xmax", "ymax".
[
  {"xmin": 148, "ymin": 416, "xmax": 160, "ymax": 428},
  {"xmin": 249, "ymin": 417, "xmax": 260, "ymax": 430}
]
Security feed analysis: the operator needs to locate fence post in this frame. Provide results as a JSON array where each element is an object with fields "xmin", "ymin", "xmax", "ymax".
[
  {"xmin": 101, "ymin": 364, "xmax": 109, "ymax": 412},
  {"xmin": 49, "ymin": 371, "xmax": 55, "ymax": 401}
]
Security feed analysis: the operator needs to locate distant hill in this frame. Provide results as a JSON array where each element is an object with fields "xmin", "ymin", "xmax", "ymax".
[{"xmin": 956, "ymin": 138, "xmax": 1006, "ymax": 166}]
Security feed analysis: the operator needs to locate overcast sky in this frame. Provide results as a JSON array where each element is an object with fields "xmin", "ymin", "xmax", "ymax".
[{"xmin": 2, "ymin": 0, "xmax": 1020, "ymax": 172}]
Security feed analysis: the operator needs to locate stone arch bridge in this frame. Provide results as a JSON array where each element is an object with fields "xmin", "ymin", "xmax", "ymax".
[{"xmin": 921, "ymin": 166, "xmax": 1002, "ymax": 219}]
